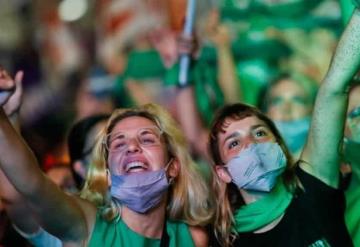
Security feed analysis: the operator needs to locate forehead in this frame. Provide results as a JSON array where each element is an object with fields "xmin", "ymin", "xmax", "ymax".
[
  {"xmin": 111, "ymin": 116, "xmax": 157, "ymax": 133},
  {"xmin": 270, "ymin": 79, "xmax": 308, "ymax": 97},
  {"xmin": 218, "ymin": 116, "xmax": 269, "ymax": 139}
]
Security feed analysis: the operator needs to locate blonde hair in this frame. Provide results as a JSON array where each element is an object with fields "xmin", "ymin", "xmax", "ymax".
[{"xmin": 80, "ymin": 103, "xmax": 214, "ymax": 226}]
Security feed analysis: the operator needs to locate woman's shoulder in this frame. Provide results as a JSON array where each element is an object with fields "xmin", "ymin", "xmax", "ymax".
[
  {"xmin": 166, "ymin": 220, "xmax": 208, "ymax": 247},
  {"xmin": 72, "ymin": 196, "xmax": 98, "ymax": 241}
]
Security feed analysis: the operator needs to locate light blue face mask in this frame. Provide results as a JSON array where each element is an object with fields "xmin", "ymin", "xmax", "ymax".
[
  {"xmin": 274, "ymin": 117, "xmax": 311, "ymax": 154},
  {"xmin": 225, "ymin": 142, "xmax": 287, "ymax": 192},
  {"xmin": 110, "ymin": 164, "xmax": 170, "ymax": 214}
]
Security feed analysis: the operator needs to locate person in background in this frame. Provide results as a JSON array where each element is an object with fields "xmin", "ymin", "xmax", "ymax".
[
  {"xmin": 67, "ymin": 114, "xmax": 109, "ymax": 189},
  {"xmin": 344, "ymin": 81, "xmax": 360, "ymax": 246},
  {"xmin": 259, "ymin": 72, "xmax": 318, "ymax": 159}
]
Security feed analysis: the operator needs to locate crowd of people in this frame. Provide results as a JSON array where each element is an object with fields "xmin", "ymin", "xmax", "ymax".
[{"xmin": 0, "ymin": 0, "xmax": 360, "ymax": 246}]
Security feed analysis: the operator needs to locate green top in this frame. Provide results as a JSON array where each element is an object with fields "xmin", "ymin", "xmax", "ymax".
[{"xmin": 88, "ymin": 212, "xmax": 195, "ymax": 247}]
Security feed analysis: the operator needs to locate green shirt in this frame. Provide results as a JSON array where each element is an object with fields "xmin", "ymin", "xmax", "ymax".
[{"xmin": 89, "ymin": 212, "xmax": 195, "ymax": 247}]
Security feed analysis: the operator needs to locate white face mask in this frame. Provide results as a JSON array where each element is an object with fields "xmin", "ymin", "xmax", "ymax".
[{"xmin": 225, "ymin": 142, "xmax": 287, "ymax": 192}]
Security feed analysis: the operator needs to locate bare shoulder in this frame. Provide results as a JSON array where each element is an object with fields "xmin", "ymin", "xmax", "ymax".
[
  {"xmin": 72, "ymin": 196, "xmax": 98, "ymax": 241},
  {"xmin": 189, "ymin": 225, "xmax": 209, "ymax": 247}
]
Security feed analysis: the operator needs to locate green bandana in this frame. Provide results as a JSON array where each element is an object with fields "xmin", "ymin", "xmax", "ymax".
[
  {"xmin": 233, "ymin": 179, "xmax": 293, "ymax": 233},
  {"xmin": 124, "ymin": 49, "xmax": 165, "ymax": 80}
]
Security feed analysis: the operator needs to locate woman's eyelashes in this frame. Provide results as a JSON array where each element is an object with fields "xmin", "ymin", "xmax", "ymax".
[
  {"xmin": 225, "ymin": 128, "xmax": 270, "ymax": 150},
  {"xmin": 228, "ymin": 139, "xmax": 240, "ymax": 150},
  {"xmin": 254, "ymin": 128, "xmax": 268, "ymax": 138}
]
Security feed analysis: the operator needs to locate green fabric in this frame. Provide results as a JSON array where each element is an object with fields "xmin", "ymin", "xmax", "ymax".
[
  {"xmin": 113, "ymin": 75, "xmax": 135, "ymax": 108},
  {"xmin": 232, "ymin": 31, "xmax": 292, "ymax": 61},
  {"xmin": 236, "ymin": 59, "xmax": 277, "ymax": 106},
  {"xmin": 165, "ymin": 46, "xmax": 224, "ymax": 126},
  {"xmin": 344, "ymin": 139, "xmax": 360, "ymax": 246},
  {"xmin": 254, "ymin": 0, "xmax": 319, "ymax": 18},
  {"xmin": 353, "ymin": 0, "xmax": 360, "ymax": 8},
  {"xmin": 340, "ymin": 0, "xmax": 356, "ymax": 25},
  {"xmin": 89, "ymin": 212, "xmax": 195, "ymax": 247},
  {"xmin": 345, "ymin": 177, "xmax": 360, "ymax": 247},
  {"xmin": 233, "ymin": 179, "xmax": 293, "ymax": 232},
  {"xmin": 220, "ymin": 0, "xmax": 320, "ymax": 21},
  {"xmin": 114, "ymin": 45, "xmax": 224, "ymax": 126},
  {"xmin": 124, "ymin": 49, "xmax": 166, "ymax": 80}
]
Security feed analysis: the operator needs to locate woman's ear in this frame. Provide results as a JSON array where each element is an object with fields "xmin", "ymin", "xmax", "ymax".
[
  {"xmin": 215, "ymin": 165, "xmax": 232, "ymax": 183},
  {"xmin": 73, "ymin": 161, "xmax": 87, "ymax": 179},
  {"xmin": 168, "ymin": 158, "xmax": 180, "ymax": 178}
]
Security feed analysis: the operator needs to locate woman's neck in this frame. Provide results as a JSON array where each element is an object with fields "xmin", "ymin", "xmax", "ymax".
[
  {"xmin": 239, "ymin": 189, "xmax": 284, "ymax": 233},
  {"xmin": 239, "ymin": 189, "xmax": 266, "ymax": 204},
  {"xmin": 121, "ymin": 200, "xmax": 167, "ymax": 239}
]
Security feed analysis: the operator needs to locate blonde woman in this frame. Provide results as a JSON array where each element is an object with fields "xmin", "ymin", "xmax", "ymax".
[
  {"xmin": 207, "ymin": 7, "xmax": 360, "ymax": 247},
  {"xmin": 0, "ymin": 73, "xmax": 213, "ymax": 247}
]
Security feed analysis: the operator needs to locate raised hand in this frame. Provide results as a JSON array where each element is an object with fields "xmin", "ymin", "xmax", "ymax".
[
  {"xmin": 3, "ymin": 71, "xmax": 23, "ymax": 117},
  {"xmin": 0, "ymin": 67, "xmax": 17, "ymax": 107}
]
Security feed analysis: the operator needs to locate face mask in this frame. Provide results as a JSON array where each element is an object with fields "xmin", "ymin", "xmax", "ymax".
[
  {"xmin": 124, "ymin": 49, "xmax": 165, "ymax": 80},
  {"xmin": 225, "ymin": 142, "xmax": 287, "ymax": 192},
  {"xmin": 347, "ymin": 106, "xmax": 360, "ymax": 143},
  {"xmin": 110, "ymin": 162, "xmax": 171, "ymax": 214},
  {"xmin": 274, "ymin": 117, "xmax": 310, "ymax": 154},
  {"xmin": 344, "ymin": 138, "xmax": 360, "ymax": 166}
]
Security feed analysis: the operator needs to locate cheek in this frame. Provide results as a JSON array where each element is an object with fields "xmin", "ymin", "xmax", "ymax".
[
  {"xmin": 267, "ymin": 106, "xmax": 282, "ymax": 119},
  {"xmin": 107, "ymin": 153, "xmax": 121, "ymax": 174},
  {"xmin": 221, "ymin": 148, "xmax": 238, "ymax": 164},
  {"xmin": 292, "ymin": 105, "xmax": 310, "ymax": 118},
  {"xmin": 144, "ymin": 147, "xmax": 167, "ymax": 168}
]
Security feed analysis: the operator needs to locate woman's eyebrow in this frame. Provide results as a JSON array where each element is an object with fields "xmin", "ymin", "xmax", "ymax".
[
  {"xmin": 223, "ymin": 131, "xmax": 242, "ymax": 145},
  {"xmin": 250, "ymin": 124, "xmax": 268, "ymax": 130}
]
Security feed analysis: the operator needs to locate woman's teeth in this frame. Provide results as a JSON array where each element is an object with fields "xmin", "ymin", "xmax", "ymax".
[{"xmin": 126, "ymin": 161, "xmax": 146, "ymax": 172}]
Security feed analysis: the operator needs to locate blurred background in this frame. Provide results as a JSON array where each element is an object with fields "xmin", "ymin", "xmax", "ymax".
[{"xmin": 0, "ymin": 0, "xmax": 350, "ymax": 172}]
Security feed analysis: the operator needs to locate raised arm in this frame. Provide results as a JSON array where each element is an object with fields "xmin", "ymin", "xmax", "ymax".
[
  {"xmin": 206, "ymin": 10, "xmax": 241, "ymax": 103},
  {"xmin": 300, "ymin": 8, "xmax": 360, "ymax": 187},
  {"xmin": 0, "ymin": 68, "xmax": 93, "ymax": 242}
]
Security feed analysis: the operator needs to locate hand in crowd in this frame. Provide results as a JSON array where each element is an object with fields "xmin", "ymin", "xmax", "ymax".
[
  {"xmin": 177, "ymin": 34, "xmax": 199, "ymax": 57},
  {"xmin": 0, "ymin": 68, "xmax": 23, "ymax": 116},
  {"xmin": 206, "ymin": 9, "xmax": 231, "ymax": 48}
]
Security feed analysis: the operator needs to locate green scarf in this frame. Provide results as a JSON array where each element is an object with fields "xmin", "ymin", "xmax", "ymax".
[{"xmin": 233, "ymin": 180, "xmax": 293, "ymax": 233}]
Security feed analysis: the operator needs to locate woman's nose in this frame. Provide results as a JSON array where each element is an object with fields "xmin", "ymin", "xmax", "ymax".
[
  {"xmin": 241, "ymin": 135, "xmax": 254, "ymax": 150},
  {"xmin": 126, "ymin": 138, "xmax": 141, "ymax": 153}
]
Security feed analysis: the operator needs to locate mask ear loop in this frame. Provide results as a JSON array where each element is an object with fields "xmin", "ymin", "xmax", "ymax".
[{"xmin": 106, "ymin": 168, "xmax": 123, "ymax": 219}]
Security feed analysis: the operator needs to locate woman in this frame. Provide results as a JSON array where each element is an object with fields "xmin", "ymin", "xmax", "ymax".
[
  {"xmin": 208, "ymin": 6, "xmax": 360, "ymax": 247},
  {"xmin": 259, "ymin": 72, "xmax": 318, "ymax": 158},
  {"xmin": 344, "ymin": 82, "xmax": 360, "ymax": 245},
  {"xmin": 0, "ymin": 71, "xmax": 213, "ymax": 246}
]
